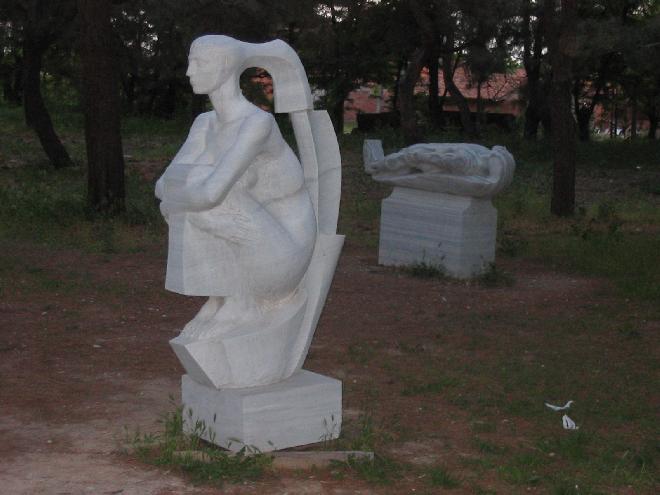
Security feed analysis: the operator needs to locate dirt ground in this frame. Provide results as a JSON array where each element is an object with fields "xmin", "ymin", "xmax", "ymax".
[{"xmin": 0, "ymin": 236, "xmax": 656, "ymax": 494}]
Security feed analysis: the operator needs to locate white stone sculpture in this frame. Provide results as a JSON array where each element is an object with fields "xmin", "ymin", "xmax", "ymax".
[
  {"xmin": 155, "ymin": 35, "xmax": 344, "ymax": 452},
  {"xmin": 364, "ymin": 140, "xmax": 515, "ymax": 278}
]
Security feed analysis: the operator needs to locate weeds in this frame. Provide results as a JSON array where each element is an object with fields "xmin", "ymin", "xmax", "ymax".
[
  {"xmin": 405, "ymin": 261, "xmax": 447, "ymax": 280},
  {"xmin": 332, "ymin": 454, "xmax": 401, "ymax": 485},
  {"xmin": 474, "ymin": 438, "xmax": 507, "ymax": 455},
  {"xmin": 401, "ymin": 374, "xmax": 458, "ymax": 396},
  {"xmin": 478, "ymin": 263, "xmax": 515, "ymax": 287},
  {"xmin": 427, "ymin": 465, "xmax": 461, "ymax": 488},
  {"xmin": 498, "ymin": 230, "xmax": 529, "ymax": 257},
  {"xmin": 128, "ymin": 407, "xmax": 272, "ymax": 487},
  {"xmin": 498, "ymin": 451, "xmax": 544, "ymax": 485}
]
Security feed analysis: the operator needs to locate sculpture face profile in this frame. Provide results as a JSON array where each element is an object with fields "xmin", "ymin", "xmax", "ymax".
[{"xmin": 156, "ymin": 36, "xmax": 343, "ymax": 391}]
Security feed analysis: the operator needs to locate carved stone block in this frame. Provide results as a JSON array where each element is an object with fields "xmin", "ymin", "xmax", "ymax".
[
  {"xmin": 378, "ymin": 187, "xmax": 497, "ymax": 278},
  {"xmin": 181, "ymin": 371, "xmax": 342, "ymax": 452}
]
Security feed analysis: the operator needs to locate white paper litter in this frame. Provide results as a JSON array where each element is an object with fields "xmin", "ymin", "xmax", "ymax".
[
  {"xmin": 562, "ymin": 414, "xmax": 579, "ymax": 430},
  {"xmin": 545, "ymin": 400, "xmax": 574, "ymax": 411}
]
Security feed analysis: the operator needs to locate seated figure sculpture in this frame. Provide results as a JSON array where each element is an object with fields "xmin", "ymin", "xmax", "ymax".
[
  {"xmin": 156, "ymin": 36, "xmax": 316, "ymax": 339},
  {"xmin": 156, "ymin": 35, "xmax": 343, "ymax": 395}
]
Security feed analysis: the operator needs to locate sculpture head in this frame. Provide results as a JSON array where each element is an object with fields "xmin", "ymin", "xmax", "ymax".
[
  {"xmin": 186, "ymin": 34, "xmax": 313, "ymax": 112},
  {"xmin": 187, "ymin": 35, "xmax": 246, "ymax": 94}
]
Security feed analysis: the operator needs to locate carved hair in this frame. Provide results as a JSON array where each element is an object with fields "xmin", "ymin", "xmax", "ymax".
[{"xmin": 191, "ymin": 35, "xmax": 312, "ymax": 113}]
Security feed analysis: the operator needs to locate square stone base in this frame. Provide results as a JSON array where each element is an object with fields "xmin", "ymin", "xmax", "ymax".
[
  {"xmin": 181, "ymin": 370, "xmax": 342, "ymax": 452},
  {"xmin": 379, "ymin": 187, "xmax": 497, "ymax": 278}
]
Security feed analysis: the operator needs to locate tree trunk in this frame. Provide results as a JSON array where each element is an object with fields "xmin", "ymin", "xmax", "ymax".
[
  {"xmin": 575, "ymin": 108, "xmax": 591, "ymax": 141},
  {"xmin": 546, "ymin": 0, "xmax": 577, "ymax": 217},
  {"xmin": 648, "ymin": 105, "xmax": 658, "ymax": 140},
  {"xmin": 22, "ymin": 28, "xmax": 73, "ymax": 169},
  {"xmin": 330, "ymin": 94, "xmax": 345, "ymax": 134},
  {"xmin": 398, "ymin": 46, "xmax": 427, "ymax": 145},
  {"xmin": 630, "ymin": 95, "xmax": 637, "ymax": 139},
  {"xmin": 441, "ymin": 53, "xmax": 475, "ymax": 136},
  {"xmin": 573, "ymin": 82, "xmax": 591, "ymax": 141},
  {"xmin": 78, "ymin": 0, "xmax": 125, "ymax": 214},
  {"xmin": 3, "ymin": 54, "xmax": 23, "ymax": 105},
  {"xmin": 524, "ymin": 100, "xmax": 541, "ymax": 139},
  {"xmin": 427, "ymin": 53, "xmax": 442, "ymax": 128},
  {"xmin": 476, "ymin": 80, "xmax": 485, "ymax": 136},
  {"xmin": 522, "ymin": 0, "xmax": 547, "ymax": 140},
  {"xmin": 121, "ymin": 72, "xmax": 136, "ymax": 113},
  {"xmin": 523, "ymin": 69, "xmax": 543, "ymax": 139},
  {"xmin": 391, "ymin": 58, "xmax": 405, "ymax": 113}
]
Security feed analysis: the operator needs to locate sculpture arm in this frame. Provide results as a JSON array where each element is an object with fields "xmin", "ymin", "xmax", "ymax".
[
  {"xmin": 171, "ymin": 112, "xmax": 212, "ymax": 165},
  {"xmin": 155, "ymin": 112, "xmax": 211, "ymax": 200},
  {"xmin": 178, "ymin": 112, "xmax": 273, "ymax": 212}
]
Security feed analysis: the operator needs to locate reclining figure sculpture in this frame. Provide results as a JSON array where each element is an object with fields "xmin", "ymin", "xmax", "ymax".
[
  {"xmin": 363, "ymin": 140, "xmax": 515, "ymax": 278},
  {"xmin": 363, "ymin": 140, "xmax": 515, "ymax": 199}
]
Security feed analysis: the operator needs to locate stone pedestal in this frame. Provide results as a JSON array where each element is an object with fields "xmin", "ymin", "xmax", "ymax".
[
  {"xmin": 181, "ymin": 370, "xmax": 342, "ymax": 452},
  {"xmin": 378, "ymin": 187, "xmax": 497, "ymax": 278}
]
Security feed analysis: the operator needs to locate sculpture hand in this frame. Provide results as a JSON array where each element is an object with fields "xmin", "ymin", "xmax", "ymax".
[
  {"xmin": 155, "ymin": 177, "xmax": 164, "ymax": 200},
  {"xmin": 220, "ymin": 213, "xmax": 255, "ymax": 244},
  {"xmin": 159, "ymin": 200, "xmax": 172, "ymax": 221},
  {"xmin": 188, "ymin": 211, "xmax": 255, "ymax": 245}
]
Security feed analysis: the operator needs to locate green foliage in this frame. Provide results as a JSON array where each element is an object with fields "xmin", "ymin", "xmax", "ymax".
[
  {"xmin": 401, "ymin": 374, "xmax": 458, "ymax": 397},
  {"xmin": 478, "ymin": 263, "xmax": 515, "ymax": 288},
  {"xmin": 474, "ymin": 438, "xmax": 506, "ymax": 455},
  {"xmin": 530, "ymin": 228, "xmax": 660, "ymax": 301},
  {"xmin": 336, "ymin": 412, "xmax": 379, "ymax": 452},
  {"xmin": 498, "ymin": 451, "xmax": 544, "ymax": 485},
  {"xmin": 129, "ymin": 406, "xmax": 272, "ymax": 487},
  {"xmin": 333, "ymin": 454, "xmax": 402, "ymax": 485},
  {"xmin": 427, "ymin": 465, "xmax": 461, "ymax": 488},
  {"xmin": 347, "ymin": 341, "xmax": 380, "ymax": 363},
  {"xmin": 0, "ymin": 162, "xmax": 163, "ymax": 252},
  {"xmin": 405, "ymin": 261, "xmax": 447, "ymax": 280}
]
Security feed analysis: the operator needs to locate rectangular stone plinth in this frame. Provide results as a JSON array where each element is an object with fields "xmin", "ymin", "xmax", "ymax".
[
  {"xmin": 379, "ymin": 187, "xmax": 497, "ymax": 278},
  {"xmin": 181, "ymin": 371, "xmax": 342, "ymax": 452}
]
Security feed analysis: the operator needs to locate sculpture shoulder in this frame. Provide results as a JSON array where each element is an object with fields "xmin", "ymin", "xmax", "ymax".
[
  {"xmin": 190, "ymin": 111, "xmax": 215, "ymax": 132},
  {"xmin": 240, "ymin": 109, "xmax": 275, "ymax": 140}
]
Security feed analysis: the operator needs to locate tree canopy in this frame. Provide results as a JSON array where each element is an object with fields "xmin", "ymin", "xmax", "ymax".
[{"xmin": 1, "ymin": 0, "xmax": 658, "ymax": 215}]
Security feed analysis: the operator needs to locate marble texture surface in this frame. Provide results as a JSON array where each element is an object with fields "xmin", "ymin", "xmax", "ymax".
[
  {"xmin": 363, "ymin": 140, "xmax": 515, "ymax": 198},
  {"xmin": 379, "ymin": 187, "xmax": 498, "ymax": 278},
  {"xmin": 181, "ymin": 371, "xmax": 342, "ymax": 452},
  {"xmin": 155, "ymin": 35, "xmax": 343, "ymax": 389},
  {"xmin": 365, "ymin": 140, "xmax": 514, "ymax": 278},
  {"xmin": 154, "ymin": 35, "xmax": 344, "ymax": 452}
]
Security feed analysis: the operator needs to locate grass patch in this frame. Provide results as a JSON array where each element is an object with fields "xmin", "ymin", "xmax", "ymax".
[
  {"xmin": 474, "ymin": 437, "xmax": 507, "ymax": 455},
  {"xmin": 333, "ymin": 454, "xmax": 402, "ymax": 485},
  {"xmin": 478, "ymin": 263, "xmax": 515, "ymax": 287},
  {"xmin": 329, "ymin": 411, "xmax": 387, "ymax": 451},
  {"xmin": 401, "ymin": 374, "xmax": 459, "ymax": 396},
  {"xmin": 527, "ymin": 223, "xmax": 660, "ymax": 300},
  {"xmin": 427, "ymin": 465, "xmax": 461, "ymax": 488},
  {"xmin": 0, "ymin": 160, "xmax": 163, "ymax": 252},
  {"xmin": 129, "ymin": 406, "xmax": 272, "ymax": 487},
  {"xmin": 347, "ymin": 341, "xmax": 380, "ymax": 363},
  {"xmin": 498, "ymin": 451, "xmax": 545, "ymax": 485},
  {"xmin": 405, "ymin": 261, "xmax": 447, "ymax": 280}
]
